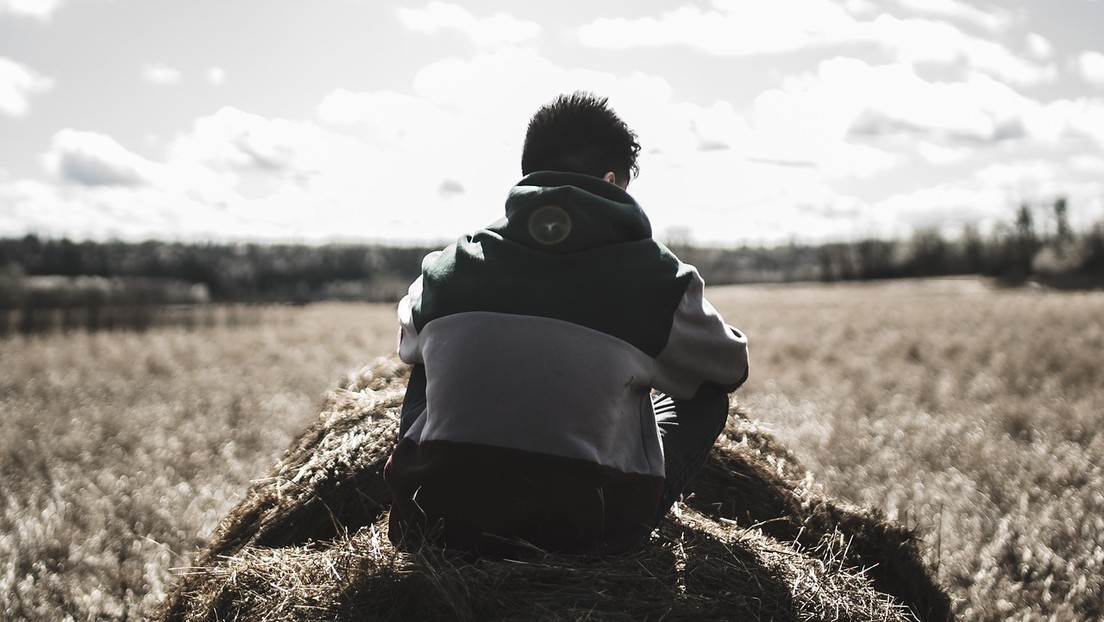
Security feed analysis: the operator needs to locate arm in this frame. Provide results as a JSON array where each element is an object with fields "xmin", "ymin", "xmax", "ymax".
[
  {"xmin": 396, "ymin": 250, "xmax": 443, "ymax": 365},
  {"xmin": 652, "ymin": 270, "xmax": 749, "ymax": 399},
  {"xmin": 396, "ymin": 276, "xmax": 424, "ymax": 365}
]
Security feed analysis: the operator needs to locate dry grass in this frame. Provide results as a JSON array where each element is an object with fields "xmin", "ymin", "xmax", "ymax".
[
  {"xmin": 720, "ymin": 278, "xmax": 1104, "ymax": 620},
  {"xmin": 0, "ymin": 303, "xmax": 397, "ymax": 620},
  {"xmin": 2, "ymin": 278, "xmax": 1102, "ymax": 620}
]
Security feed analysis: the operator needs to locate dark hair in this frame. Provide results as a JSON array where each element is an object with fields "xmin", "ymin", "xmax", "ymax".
[{"xmin": 521, "ymin": 91, "xmax": 641, "ymax": 183}]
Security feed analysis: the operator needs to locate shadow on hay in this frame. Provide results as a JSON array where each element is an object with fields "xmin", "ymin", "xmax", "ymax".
[
  {"xmin": 160, "ymin": 357, "xmax": 954, "ymax": 622},
  {"xmin": 683, "ymin": 422, "xmax": 954, "ymax": 622}
]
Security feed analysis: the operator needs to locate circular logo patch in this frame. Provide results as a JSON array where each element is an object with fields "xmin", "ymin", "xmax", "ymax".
[{"xmin": 528, "ymin": 204, "xmax": 572, "ymax": 245}]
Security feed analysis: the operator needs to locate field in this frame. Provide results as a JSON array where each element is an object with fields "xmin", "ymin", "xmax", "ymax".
[{"xmin": 2, "ymin": 278, "xmax": 1103, "ymax": 620}]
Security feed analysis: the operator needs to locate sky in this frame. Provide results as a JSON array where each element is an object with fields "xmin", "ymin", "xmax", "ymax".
[{"xmin": 1, "ymin": 0, "xmax": 1103, "ymax": 247}]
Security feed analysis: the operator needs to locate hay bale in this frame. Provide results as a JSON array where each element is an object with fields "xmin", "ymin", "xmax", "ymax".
[
  {"xmin": 160, "ymin": 357, "xmax": 953, "ymax": 622},
  {"xmin": 684, "ymin": 419, "xmax": 954, "ymax": 621}
]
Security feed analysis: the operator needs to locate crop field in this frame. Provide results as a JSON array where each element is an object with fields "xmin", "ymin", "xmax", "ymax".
[{"xmin": 2, "ymin": 278, "xmax": 1103, "ymax": 621}]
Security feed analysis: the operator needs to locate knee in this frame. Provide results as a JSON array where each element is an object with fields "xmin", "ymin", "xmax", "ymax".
[{"xmin": 695, "ymin": 386, "xmax": 730, "ymax": 425}]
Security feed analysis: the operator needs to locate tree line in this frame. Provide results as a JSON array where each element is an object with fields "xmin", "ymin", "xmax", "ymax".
[
  {"xmin": 0, "ymin": 239, "xmax": 434, "ymax": 334},
  {"xmin": 675, "ymin": 197, "xmax": 1104, "ymax": 289},
  {"xmin": 1, "ymin": 197, "xmax": 1101, "ymax": 334}
]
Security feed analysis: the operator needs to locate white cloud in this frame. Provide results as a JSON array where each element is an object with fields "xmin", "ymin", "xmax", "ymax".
[
  {"xmin": 578, "ymin": 4, "xmax": 1053, "ymax": 86},
  {"xmin": 1026, "ymin": 33, "xmax": 1053, "ymax": 59},
  {"xmin": 748, "ymin": 66, "xmax": 902, "ymax": 177},
  {"xmin": 141, "ymin": 62, "xmax": 182, "ymax": 86},
  {"xmin": 856, "ymin": 15, "xmax": 1056, "ymax": 86},
  {"xmin": 1041, "ymin": 97, "xmax": 1104, "ymax": 146},
  {"xmin": 893, "ymin": 0, "xmax": 1016, "ymax": 32},
  {"xmin": 317, "ymin": 89, "xmax": 452, "ymax": 146},
  {"xmin": 170, "ymin": 107, "xmax": 364, "ymax": 179},
  {"xmin": 1078, "ymin": 51, "xmax": 1104, "ymax": 86},
  {"xmin": 1070, "ymin": 154, "xmax": 1104, "ymax": 173},
  {"xmin": 916, "ymin": 141, "xmax": 972, "ymax": 165},
  {"xmin": 409, "ymin": 48, "xmax": 673, "ymax": 125},
  {"xmin": 577, "ymin": 0, "xmax": 858, "ymax": 56},
  {"xmin": 875, "ymin": 183, "xmax": 1009, "ymax": 233},
  {"xmin": 43, "ymin": 129, "xmax": 152, "ymax": 186},
  {"xmin": 971, "ymin": 160, "xmax": 1104, "ymax": 227},
  {"xmin": 4, "ymin": 49, "xmax": 805, "ymax": 244},
  {"xmin": 0, "ymin": 56, "xmax": 54, "ymax": 116},
  {"xmin": 397, "ymin": 2, "xmax": 540, "ymax": 48},
  {"xmin": 206, "ymin": 66, "xmax": 226, "ymax": 86},
  {"xmin": 0, "ymin": 0, "xmax": 64, "ymax": 20},
  {"xmin": 975, "ymin": 159, "xmax": 1058, "ymax": 188},
  {"xmin": 8, "ymin": 110, "xmax": 414, "ymax": 242},
  {"xmin": 760, "ymin": 57, "xmax": 1037, "ymax": 148},
  {"xmin": 0, "ymin": 176, "xmax": 265, "ymax": 242}
]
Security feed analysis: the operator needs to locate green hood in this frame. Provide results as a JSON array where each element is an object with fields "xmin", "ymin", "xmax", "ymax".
[{"xmin": 488, "ymin": 171, "xmax": 653, "ymax": 254}]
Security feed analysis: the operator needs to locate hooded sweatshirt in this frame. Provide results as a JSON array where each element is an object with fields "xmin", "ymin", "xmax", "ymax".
[{"xmin": 384, "ymin": 171, "xmax": 749, "ymax": 555}]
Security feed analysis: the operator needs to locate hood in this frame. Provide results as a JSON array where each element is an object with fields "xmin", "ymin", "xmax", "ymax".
[{"xmin": 488, "ymin": 171, "xmax": 653, "ymax": 254}]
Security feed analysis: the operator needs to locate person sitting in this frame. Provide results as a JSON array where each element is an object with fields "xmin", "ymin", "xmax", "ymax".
[{"xmin": 384, "ymin": 91, "xmax": 750, "ymax": 556}]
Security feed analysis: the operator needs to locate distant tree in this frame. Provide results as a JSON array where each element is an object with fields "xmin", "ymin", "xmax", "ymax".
[
  {"xmin": 907, "ymin": 228, "xmax": 949, "ymax": 277},
  {"xmin": 1015, "ymin": 204, "xmax": 1037, "ymax": 249},
  {"xmin": 1053, "ymin": 196, "xmax": 1072, "ymax": 243},
  {"xmin": 855, "ymin": 239, "xmax": 896, "ymax": 280},
  {"xmin": 817, "ymin": 244, "xmax": 856, "ymax": 282},
  {"xmin": 1003, "ymin": 203, "xmax": 1039, "ymax": 281},
  {"xmin": 54, "ymin": 239, "xmax": 83, "ymax": 276},
  {"xmin": 1083, "ymin": 222, "xmax": 1104, "ymax": 277},
  {"xmin": 0, "ymin": 263, "xmax": 26, "ymax": 310},
  {"xmin": 960, "ymin": 225, "xmax": 985, "ymax": 275}
]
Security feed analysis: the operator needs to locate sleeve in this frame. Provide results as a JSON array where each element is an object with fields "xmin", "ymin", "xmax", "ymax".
[
  {"xmin": 651, "ymin": 270, "xmax": 749, "ymax": 399},
  {"xmin": 396, "ymin": 276, "xmax": 423, "ymax": 364},
  {"xmin": 396, "ymin": 251, "xmax": 443, "ymax": 365}
]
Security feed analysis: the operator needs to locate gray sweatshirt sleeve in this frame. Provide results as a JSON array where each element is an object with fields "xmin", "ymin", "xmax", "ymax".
[{"xmin": 651, "ymin": 270, "xmax": 749, "ymax": 399}]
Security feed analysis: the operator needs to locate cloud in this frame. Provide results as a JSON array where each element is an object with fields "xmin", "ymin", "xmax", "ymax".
[
  {"xmin": 315, "ymin": 49, "xmax": 681, "ymax": 233},
  {"xmin": 866, "ymin": 160, "xmax": 1104, "ymax": 236},
  {"xmin": 915, "ymin": 141, "xmax": 972, "ymax": 165},
  {"xmin": 397, "ymin": 2, "xmax": 540, "ymax": 48},
  {"xmin": 0, "ymin": 0, "xmax": 64, "ymax": 20},
  {"xmin": 207, "ymin": 66, "xmax": 227, "ymax": 86},
  {"xmin": 1041, "ymin": 98, "xmax": 1104, "ymax": 146},
  {"xmin": 149, "ymin": 106, "xmax": 493, "ymax": 241},
  {"xmin": 577, "ymin": 0, "xmax": 857, "ymax": 56},
  {"xmin": 4, "ymin": 49, "xmax": 779, "ymax": 244},
  {"xmin": 9, "ymin": 110, "xmax": 423, "ymax": 242},
  {"xmin": 173, "ymin": 107, "xmax": 309, "ymax": 173},
  {"xmin": 875, "ymin": 183, "xmax": 1008, "ymax": 233},
  {"xmin": 971, "ymin": 160, "xmax": 1104, "ymax": 229},
  {"xmin": 1078, "ymin": 51, "xmax": 1104, "ymax": 86},
  {"xmin": 1026, "ymin": 33, "xmax": 1053, "ymax": 59},
  {"xmin": 43, "ymin": 129, "xmax": 151, "ymax": 186},
  {"xmin": 438, "ymin": 178, "xmax": 464, "ymax": 197},
  {"xmin": 1070, "ymin": 154, "xmax": 1104, "ymax": 173},
  {"xmin": 892, "ymin": 0, "xmax": 1016, "ymax": 32},
  {"xmin": 855, "ymin": 15, "xmax": 1056, "ymax": 86},
  {"xmin": 577, "ymin": 3, "xmax": 1054, "ymax": 86},
  {"xmin": 758, "ymin": 57, "xmax": 1040, "ymax": 146},
  {"xmin": 319, "ymin": 48, "xmax": 904, "ymax": 244},
  {"xmin": 0, "ymin": 56, "xmax": 54, "ymax": 116},
  {"xmin": 141, "ymin": 62, "xmax": 182, "ymax": 86},
  {"xmin": 408, "ymin": 47, "xmax": 673, "ymax": 127},
  {"xmin": 317, "ymin": 89, "xmax": 451, "ymax": 145}
]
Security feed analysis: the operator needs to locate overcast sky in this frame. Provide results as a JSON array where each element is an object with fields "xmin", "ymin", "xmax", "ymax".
[{"xmin": 1, "ymin": 0, "xmax": 1103, "ymax": 247}]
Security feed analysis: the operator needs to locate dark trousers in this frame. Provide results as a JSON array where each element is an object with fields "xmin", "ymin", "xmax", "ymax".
[
  {"xmin": 651, "ymin": 387, "xmax": 729, "ymax": 523},
  {"xmin": 397, "ymin": 365, "xmax": 729, "ymax": 527}
]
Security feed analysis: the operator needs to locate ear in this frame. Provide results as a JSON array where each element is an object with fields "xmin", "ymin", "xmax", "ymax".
[{"xmin": 602, "ymin": 171, "xmax": 627, "ymax": 189}]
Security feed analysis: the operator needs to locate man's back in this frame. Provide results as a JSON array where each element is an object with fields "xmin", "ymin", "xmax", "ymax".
[{"xmin": 384, "ymin": 172, "xmax": 748, "ymax": 555}]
